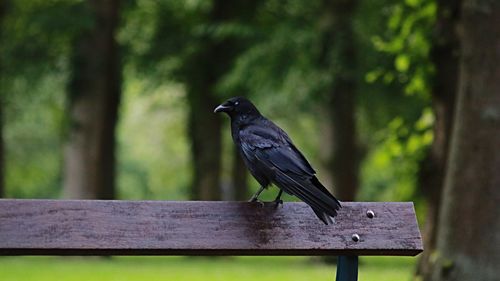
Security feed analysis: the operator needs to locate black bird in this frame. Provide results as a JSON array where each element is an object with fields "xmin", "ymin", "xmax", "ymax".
[{"xmin": 214, "ymin": 97, "xmax": 341, "ymax": 224}]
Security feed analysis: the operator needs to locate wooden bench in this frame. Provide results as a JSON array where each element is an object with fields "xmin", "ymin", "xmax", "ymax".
[{"xmin": 0, "ymin": 200, "xmax": 423, "ymax": 280}]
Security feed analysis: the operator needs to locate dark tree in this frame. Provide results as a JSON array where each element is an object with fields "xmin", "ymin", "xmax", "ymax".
[
  {"xmin": 416, "ymin": 0, "xmax": 461, "ymax": 278},
  {"xmin": 63, "ymin": 0, "xmax": 122, "ymax": 199},
  {"xmin": 320, "ymin": 0, "xmax": 360, "ymax": 201},
  {"xmin": 430, "ymin": 1, "xmax": 500, "ymax": 280},
  {"xmin": 0, "ymin": 96, "xmax": 3, "ymax": 198},
  {"xmin": 232, "ymin": 147, "xmax": 248, "ymax": 200},
  {"xmin": 0, "ymin": 0, "xmax": 8, "ymax": 198},
  {"xmin": 186, "ymin": 1, "xmax": 259, "ymax": 200},
  {"xmin": 187, "ymin": 82, "xmax": 222, "ymax": 200}
]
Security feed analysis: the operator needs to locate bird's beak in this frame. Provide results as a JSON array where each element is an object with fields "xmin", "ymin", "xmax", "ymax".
[{"xmin": 214, "ymin": 103, "xmax": 230, "ymax": 113}]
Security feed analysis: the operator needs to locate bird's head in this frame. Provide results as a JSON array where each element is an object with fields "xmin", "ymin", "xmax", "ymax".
[{"xmin": 214, "ymin": 97, "xmax": 260, "ymax": 118}]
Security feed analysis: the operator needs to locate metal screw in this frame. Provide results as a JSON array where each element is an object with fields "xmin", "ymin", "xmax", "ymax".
[
  {"xmin": 366, "ymin": 210, "xmax": 375, "ymax": 218},
  {"xmin": 351, "ymin": 233, "xmax": 360, "ymax": 242}
]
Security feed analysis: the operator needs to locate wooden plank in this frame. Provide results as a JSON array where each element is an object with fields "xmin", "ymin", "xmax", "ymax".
[{"xmin": 0, "ymin": 200, "xmax": 423, "ymax": 256}]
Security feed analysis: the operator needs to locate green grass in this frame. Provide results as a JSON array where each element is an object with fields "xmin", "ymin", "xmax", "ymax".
[{"xmin": 0, "ymin": 256, "xmax": 415, "ymax": 281}]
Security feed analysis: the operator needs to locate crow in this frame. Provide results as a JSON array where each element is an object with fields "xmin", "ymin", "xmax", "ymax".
[{"xmin": 214, "ymin": 97, "xmax": 341, "ymax": 224}]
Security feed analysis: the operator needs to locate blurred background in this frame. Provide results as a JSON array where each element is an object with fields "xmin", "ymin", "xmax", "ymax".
[{"xmin": 0, "ymin": 0, "xmax": 498, "ymax": 281}]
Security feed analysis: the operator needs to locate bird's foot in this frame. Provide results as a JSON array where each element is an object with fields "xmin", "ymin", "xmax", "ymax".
[
  {"xmin": 248, "ymin": 197, "xmax": 265, "ymax": 207},
  {"xmin": 273, "ymin": 199, "xmax": 283, "ymax": 208}
]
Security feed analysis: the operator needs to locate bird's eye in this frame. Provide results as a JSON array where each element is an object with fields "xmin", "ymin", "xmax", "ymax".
[{"xmin": 234, "ymin": 101, "xmax": 239, "ymax": 106}]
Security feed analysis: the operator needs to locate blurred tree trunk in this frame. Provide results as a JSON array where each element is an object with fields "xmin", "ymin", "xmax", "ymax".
[
  {"xmin": 321, "ymin": 0, "xmax": 360, "ymax": 201},
  {"xmin": 416, "ymin": 0, "xmax": 461, "ymax": 278},
  {"xmin": 63, "ymin": 0, "xmax": 121, "ymax": 199},
  {"xmin": 187, "ymin": 1, "xmax": 259, "ymax": 200},
  {"xmin": 231, "ymin": 89, "xmax": 249, "ymax": 200},
  {"xmin": 0, "ymin": 0, "xmax": 8, "ymax": 198},
  {"xmin": 232, "ymin": 148, "xmax": 248, "ymax": 200},
  {"xmin": 430, "ymin": 1, "xmax": 500, "ymax": 280},
  {"xmin": 330, "ymin": 87, "xmax": 358, "ymax": 201},
  {"xmin": 185, "ymin": 0, "xmax": 226, "ymax": 200},
  {"xmin": 187, "ymin": 85, "xmax": 222, "ymax": 200},
  {"xmin": 0, "ymin": 97, "xmax": 3, "ymax": 198}
]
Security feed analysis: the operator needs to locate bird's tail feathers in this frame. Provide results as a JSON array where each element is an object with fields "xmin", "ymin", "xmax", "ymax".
[
  {"xmin": 273, "ymin": 170, "xmax": 341, "ymax": 225},
  {"xmin": 312, "ymin": 207, "xmax": 334, "ymax": 225},
  {"xmin": 311, "ymin": 176, "xmax": 342, "ymax": 211}
]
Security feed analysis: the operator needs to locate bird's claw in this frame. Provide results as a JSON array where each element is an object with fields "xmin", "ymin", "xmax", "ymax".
[
  {"xmin": 248, "ymin": 197, "xmax": 265, "ymax": 207},
  {"xmin": 273, "ymin": 199, "xmax": 283, "ymax": 208}
]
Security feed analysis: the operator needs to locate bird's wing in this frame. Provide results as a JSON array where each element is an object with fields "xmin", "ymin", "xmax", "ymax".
[
  {"xmin": 278, "ymin": 130, "xmax": 317, "ymax": 174},
  {"xmin": 239, "ymin": 124, "xmax": 315, "ymax": 177}
]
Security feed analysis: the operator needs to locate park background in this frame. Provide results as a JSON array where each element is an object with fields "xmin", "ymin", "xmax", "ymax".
[{"xmin": 0, "ymin": 0, "xmax": 498, "ymax": 280}]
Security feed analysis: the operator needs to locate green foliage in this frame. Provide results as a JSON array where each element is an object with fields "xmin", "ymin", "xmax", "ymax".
[
  {"xmin": 356, "ymin": 0, "xmax": 436, "ymax": 202},
  {"xmin": 219, "ymin": 0, "xmax": 327, "ymax": 109},
  {"xmin": 121, "ymin": 0, "xmax": 259, "ymax": 88},
  {"xmin": 356, "ymin": 0, "xmax": 432, "ymax": 130},
  {"xmin": 368, "ymin": 0, "xmax": 435, "ymax": 98},
  {"xmin": 4, "ymin": 74, "xmax": 66, "ymax": 198},
  {"xmin": 117, "ymin": 76, "xmax": 190, "ymax": 200},
  {"xmin": 361, "ymin": 109, "xmax": 433, "ymax": 201},
  {"xmin": 1, "ymin": 0, "xmax": 87, "ymax": 198},
  {"xmin": 1, "ymin": 0, "xmax": 88, "ymax": 80}
]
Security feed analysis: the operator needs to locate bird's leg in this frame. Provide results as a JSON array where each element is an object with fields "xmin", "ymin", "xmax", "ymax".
[
  {"xmin": 248, "ymin": 186, "xmax": 265, "ymax": 204},
  {"xmin": 273, "ymin": 189, "xmax": 284, "ymax": 207}
]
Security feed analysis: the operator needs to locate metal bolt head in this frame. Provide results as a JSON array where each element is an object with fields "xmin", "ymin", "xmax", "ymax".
[
  {"xmin": 352, "ymin": 233, "xmax": 360, "ymax": 242},
  {"xmin": 366, "ymin": 210, "xmax": 375, "ymax": 218}
]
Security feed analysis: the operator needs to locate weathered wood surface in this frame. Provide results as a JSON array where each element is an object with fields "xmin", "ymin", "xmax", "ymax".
[{"xmin": 0, "ymin": 200, "xmax": 422, "ymax": 256}]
